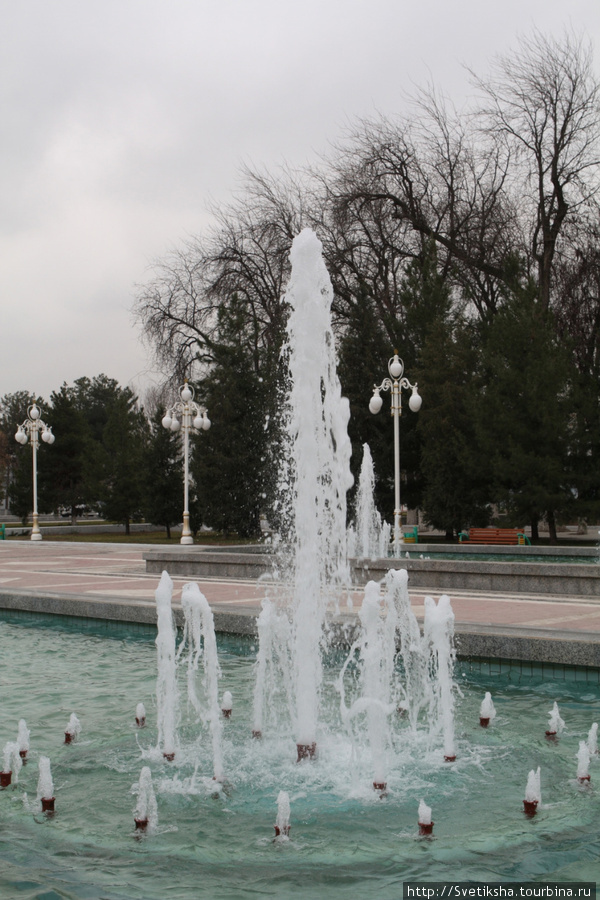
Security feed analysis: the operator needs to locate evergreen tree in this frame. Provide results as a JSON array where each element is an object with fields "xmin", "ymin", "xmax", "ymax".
[
  {"xmin": 39, "ymin": 385, "xmax": 90, "ymax": 521},
  {"xmin": 417, "ymin": 320, "xmax": 490, "ymax": 538},
  {"xmin": 143, "ymin": 407, "xmax": 183, "ymax": 538},
  {"xmin": 192, "ymin": 294, "xmax": 280, "ymax": 538},
  {"xmin": 475, "ymin": 292, "xmax": 576, "ymax": 542},
  {"xmin": 94, "ymin": 394, "xmax": 148, "ymax": 533}
]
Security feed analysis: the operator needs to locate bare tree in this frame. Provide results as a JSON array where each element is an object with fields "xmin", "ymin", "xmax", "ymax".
[{"xmin": 472, "ymin": 30, "xmax": 600, "ymax": 315}]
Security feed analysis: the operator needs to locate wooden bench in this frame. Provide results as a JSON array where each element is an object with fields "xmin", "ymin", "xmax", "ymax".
[
  {"xmin": 402, "ymin": 526, "xmax": 418, "ymax": 544},
  {"xmin": 458, "ymin": 527, "xmax": 530, "ymax": 545}
]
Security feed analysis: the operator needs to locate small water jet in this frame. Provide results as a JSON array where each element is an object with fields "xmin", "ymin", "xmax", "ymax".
[
  {"xmin": 136, "ymin": 702, "xmax": 146, "ymax": 727},
  {"xmin": 523, "ymin": 766, "xmax": 541, "ymax": 816},
  {"xmin": 134, "ymin": 766, "xmax": 158, "ymax": 831},
  {"xmin": 1, "ymin": 741, "xmax": 22, "ymax": 787},
  {"xmin": 17, "ymin": 718, "xmax": 30, "ymax": 760},
  {"xmin": 576, "ymin": 741, "xmax": 591, "ymax": 783},
  {"xmin": 64, "ymin": 712, "xmax": 81, "ymax": 744},
  {"xmin": 479, "ymin": 692, "xmax": 496, "ymax": 727},
  {"xmin": 221, "ymin": 691, "xmax": 233, "ymax": 718},
  {"xmin": 37, "ymin": 755, "xmax": 55, "ymax": 812},
  {"xmin": 546, "ymin": 701, "xmax": 565, "ymax": 738},
  {"xmin": 274, "ymin": 790, "xmax": 291, "ymax": 838},
  {"xmin": 418, "ymin": 799, "xmax": 434, "ymax": 836}
]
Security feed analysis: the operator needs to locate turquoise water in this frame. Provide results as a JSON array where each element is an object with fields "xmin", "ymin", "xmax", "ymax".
[{"xmin": 0, "ymin": 613, "xmax": 598, "ymax": 899}]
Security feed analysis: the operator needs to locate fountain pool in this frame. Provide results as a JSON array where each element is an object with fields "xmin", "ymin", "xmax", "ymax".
[{"xmin": 0, "ymin": 611, "xmax": 598, "ymax": 900}]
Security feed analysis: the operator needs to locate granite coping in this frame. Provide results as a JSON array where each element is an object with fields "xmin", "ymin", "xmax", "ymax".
[{"xmin": 2, "ymin": 587, "xmax": 599, "ymax": 669}]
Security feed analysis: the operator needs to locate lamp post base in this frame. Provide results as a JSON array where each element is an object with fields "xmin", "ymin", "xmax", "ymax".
[
  {"xmin": 180, "ymin": 535, "xmax": 193, "ymax": 545},
  {"xmin": 30, "ymin": 532, "xmax": 42, "ymax": 542}
]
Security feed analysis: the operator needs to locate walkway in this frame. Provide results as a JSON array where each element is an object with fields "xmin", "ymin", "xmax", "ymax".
[{"xmin": 1, "ymin": 541, "xmax": 599, "ymax": 667}]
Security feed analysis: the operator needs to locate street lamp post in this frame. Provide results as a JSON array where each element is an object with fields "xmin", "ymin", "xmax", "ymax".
[
  {"xmin": 14, "ymin": 404, "xmax": 56, "ymax": 542},
  {"xmin": 161, "ymin": 382, "xmax": 210, "ymax": 545},
  {"xmin": 369, "ymin": 352, "xmax": 422, "ymax": 558}
]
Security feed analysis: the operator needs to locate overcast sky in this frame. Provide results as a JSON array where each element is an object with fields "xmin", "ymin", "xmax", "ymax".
[{"xmin": 1, "ymin": 0, "xmax": 599, "ymax": 403}]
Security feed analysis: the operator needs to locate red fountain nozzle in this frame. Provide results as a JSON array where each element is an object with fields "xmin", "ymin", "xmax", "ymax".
[
  {"xmin": 41, "ymin": 797, "xmax": 55, "ymax": 813},
  {"xmin": 163, "ymin": 751, "xmax": 175, "ymax": 762},
  {"xmin": 134, "ymin": 816, "xmax": 148, "ymax": 831},
  {"xmin": 0, "ymin": 771, "xmax": 12, "ymax": 788},
  {"xmin": 444, "ymin": 754, "xmax": 456, "ymax": 762},
  {"xmin": 296, "ymin": 742, "xmax": 317, "ymax": 762},
  {"xmin": 251, "ymin": 729, "xmax": 262, "ymax": 740},
  {"xmin": 418, "ymin": 821, "xmax": 434, "ymax": 836},
  {"xmin": 523, "ymin": 799, "xmax": 538, "ymax": 817},
  {"xmin": 274, "ymin": 825, "xmax": 290, "ymax": 837},
  {"xmin": 135, "ymin": 716, "xmax": 146, "ymax": 728},
  {"xmin": 480, "ymin": 717, "xmax": 490, "ymax": 727}
]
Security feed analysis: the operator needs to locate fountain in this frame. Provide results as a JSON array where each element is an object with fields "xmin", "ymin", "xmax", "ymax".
[
  {"xmin": 64, "ymin": 712, "xmax": 81, "ymax": 744},
  {"xmin": 347, "ymin": 443, "xmax": 390, "ymax": 559},
  {"xmin": 1, "ymin": 230, "xmax": 599, "ymax": 897}
]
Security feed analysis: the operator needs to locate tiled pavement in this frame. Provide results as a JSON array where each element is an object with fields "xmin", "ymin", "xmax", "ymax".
[{"xmin": 1, "ymin": 540, "xmax": 600, "ymax": 665}]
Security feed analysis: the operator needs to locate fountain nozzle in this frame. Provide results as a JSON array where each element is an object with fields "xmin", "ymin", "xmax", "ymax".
[
  {"xmin": 418, "ymin": 821, "xmax": 434, "ymax": 836},
  {"xmin": 296, "ymin": 742, "xmax": 317, "ymax": 762},
  {"xmin": 0, "ymin": 771, "xmax": 12, "ymax": 788},
  {"xmin": 41, "ymin": 797, "xmax": 55, "ymax": 813},
  {"xmin": 523, "ymin": 799, "xmax": 538, "ymax": 817},
  {"xmin": 134, "ymin": 816, "xmax": 148, "ymax": 831},
  {"xmin": 480, "ymin": 717, "xmax": 490, "ymax": 727}
]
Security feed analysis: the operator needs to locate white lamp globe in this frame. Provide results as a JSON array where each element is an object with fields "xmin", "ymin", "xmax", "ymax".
[
  {"xmin": 170, "ymin": 417, "xmax": 181, "ymax": 432},
  {"xmin": 29, "ymin": 405, "xmax": 40, "ymax": 420},
  {"xmin": 389, "ymin": 355, "xmax": 403, "ymax": 379},
  {"xmin": 409, "ymin": 388, "xmax": 422, "ymax": 412},
  {"xmin": 369, "ymin": 392, "xmax": 383, "ymax": 415},
  {"xmin": 193, "ymin": 415, "xmax": 204, "ymax": 430},
  {"xmin": 202, "ymin": 414, "xmax": 211, "ymax": 431},
  {"xmin": 181, "ymin": 385, "xmax": 193, "ymax": 402}
]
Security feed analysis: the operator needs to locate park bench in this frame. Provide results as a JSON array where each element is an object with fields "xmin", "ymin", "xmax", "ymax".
[
  {"xmin": 458, "ymin": 527, "xmax": 530, "ymax": 545},
  {"xmin": 402, "ymin": 526, "xmax": 419, "ymax": 543}
]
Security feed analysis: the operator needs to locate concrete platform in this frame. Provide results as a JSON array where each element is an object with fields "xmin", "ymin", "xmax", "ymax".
[{"xmin": 2, "ymin": 541, "xmax": 600, "ymax": 668}]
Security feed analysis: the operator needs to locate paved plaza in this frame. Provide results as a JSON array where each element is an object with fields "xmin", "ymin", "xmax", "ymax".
[{"xmin": 1, "ymin": 540, "xmax": 600, "ymax": 666}]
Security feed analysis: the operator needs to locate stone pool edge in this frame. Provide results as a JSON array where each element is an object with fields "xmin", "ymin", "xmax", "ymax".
[{"xmin": 1, "ymin": 587, "xmax": 598, "ymax": 670}]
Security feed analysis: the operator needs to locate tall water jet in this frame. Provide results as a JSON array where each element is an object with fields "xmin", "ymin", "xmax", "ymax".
[
  {"xmin": 587, "ymin": 722, "xmax": 598, "ymax": 755},
  {"xmin": 177, "ymin": 582, "xmax": 224, "ymax": 781},
  {"xmin": 278, "ymin": 228, "xmax": 353, "ymax": 760},
  {"xmin": 338, "ymin": 580, "xmax": 397, "ymax": 792},
  {"xmin": 348, "ymin": 444, "xmax": 389, "ymax": 559},
  {"xmin": 385, "ymin": 568, "xmax": 431, "ymax": 729},
  {"xmin": 155, "ymin": 571, "xmax": 179, "ymax": 761},
  {"xmin": 251, "ymin": 599, "xmax": 293, "ymax": 740},
  {"xmin": 424, "ymin": 595, "xmax": 456, "ymax": 761}
]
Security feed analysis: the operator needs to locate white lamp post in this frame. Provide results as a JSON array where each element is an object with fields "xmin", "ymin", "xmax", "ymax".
[
  {"xmin": 369, "ymin": 352, "xmax": 422, "ymax": 558},
  {"xmin": 162, "ymin": 382, "xmax": 210, "ymax": 545},
  {"xmin": 14, "ymin": 404, "xmax": 56, "ymax": 542}
]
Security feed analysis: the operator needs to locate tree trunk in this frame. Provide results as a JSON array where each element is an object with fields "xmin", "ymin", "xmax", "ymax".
[
  {"xmin": 547, "ymin": 510, "xmax": 558, "ymax": 545},
  {"xmin": 125, "ymin": 518, "xmax": 130, "ymax": 536},
  {"xmin": 530, "ymin": 517, "xmax": 539, "ymax": 543},
  {"xmin": 166, "ymin": 524, "xmax": 171, "ymax": 539}
]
